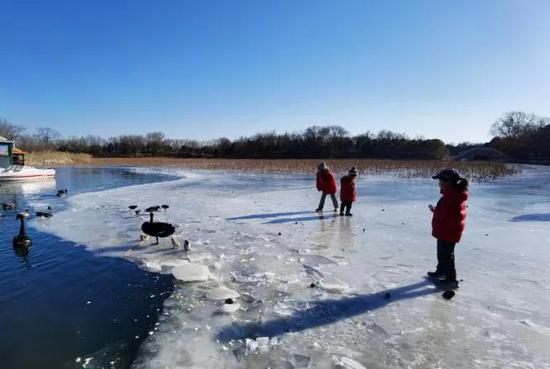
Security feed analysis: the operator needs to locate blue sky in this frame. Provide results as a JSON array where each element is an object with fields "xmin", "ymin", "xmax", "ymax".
[{"xmin": 1, "ymin": 0, "xmax": 549, "ymax": 144}]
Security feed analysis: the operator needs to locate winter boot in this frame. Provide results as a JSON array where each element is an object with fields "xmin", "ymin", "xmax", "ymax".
[
  {"xmin": 439, "ymin": 278, "xmax": 459, "ymax": 288},
  {"xmin": 427, "ymin": 271, "xmax": 445, "ymax": 279}
]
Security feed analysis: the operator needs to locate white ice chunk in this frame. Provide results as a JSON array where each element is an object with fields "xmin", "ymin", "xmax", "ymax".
[
  {"xmin": 318, "ymin": 277, "xmax": 350, "ymax": 292},
  {"xmin": 185, "ymin": 252, "xmax": 213, "ymax": 263},
  {"xmin": 333, "ymin": 355, "xmax": 366, "ymax": 369},
  {"xmin": 245, "ymin": 338, "xmax": 258, "ymax": 353},
  {"xmin": 219, "ymin": 302, "xmax": 241, "ymax": 314},
  {"xmin": 172, "ymin": 263, "xmax": 210, "ymax": 282},
  {"xmin": 255, "ymin": 337, "xmax": 269, "ymax": 347},
  {"xmin": 207, "ymin": 286, "xmax": 240, "ymax": 300}
]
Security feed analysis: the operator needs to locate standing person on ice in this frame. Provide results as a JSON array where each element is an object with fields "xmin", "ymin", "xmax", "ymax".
[
  {"xmin": 315, "ymin": 162, "xmax": 339, "ymax": 212},
  {"xmin": 428, "ymin": 168, "xmax": 469, "ymax": 286},
  {"xmin": 340, "ymin": 167, "xmax": 358, "ymax": 216}
]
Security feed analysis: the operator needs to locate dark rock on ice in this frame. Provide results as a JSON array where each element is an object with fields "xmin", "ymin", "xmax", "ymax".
[{"xmin": 442, "ymin": 290, "xmax": 455, "ymax": 300}]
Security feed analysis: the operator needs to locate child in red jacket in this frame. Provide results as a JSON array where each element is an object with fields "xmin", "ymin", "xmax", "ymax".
[
  {"xmin": 428, "ymin": 168, "xmax": 469, "ymax": 286},
  {"xmin": 340, "ymin": 167, "xmax": 357, "ymax": 216},
  {"xmin": 315, "ymin": 162, "xmax": 339, "ymax": 212}
]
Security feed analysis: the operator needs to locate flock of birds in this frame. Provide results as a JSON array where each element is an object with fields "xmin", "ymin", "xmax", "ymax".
[
  {"xmin": 3, "ymin": 187, "xmax": 189, "ymax": 254},
  {"xmin": 1, "ymin": 189, "xmax": 66, "ymax": 249}
]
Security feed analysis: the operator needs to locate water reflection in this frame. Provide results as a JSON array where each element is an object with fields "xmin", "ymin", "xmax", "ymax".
[
  {"xmin": 0, "ymin": 178, "xmax": 57, "ymax": 196},
  {"xmin": 12, "ymin": 244, "xmax": 31, "ymax": 265}
]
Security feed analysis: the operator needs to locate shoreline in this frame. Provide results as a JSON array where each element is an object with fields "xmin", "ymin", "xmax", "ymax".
[{"xmin": 60, "ymin": 157, "xmax": 517, "ymax": 180}]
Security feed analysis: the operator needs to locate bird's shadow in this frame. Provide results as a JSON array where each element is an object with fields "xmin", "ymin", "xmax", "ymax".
[
  {"xmin": 216, "ymin": 279, "xmax": 440, "ymax": 342},
  {"xmin": 510, "ymin": 213, "xmax": 550, "ymax": 222}
]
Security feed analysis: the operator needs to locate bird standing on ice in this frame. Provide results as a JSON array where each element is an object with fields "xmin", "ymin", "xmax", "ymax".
[
  {"xmin": 171, "ymin": 237, "xmax": 180, "ymax": 249},
  {"xmin": 141, "ymin": 212, "xmax": 175, "ymax": 245}
]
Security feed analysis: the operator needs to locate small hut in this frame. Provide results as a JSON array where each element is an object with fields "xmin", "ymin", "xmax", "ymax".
[
  {"xmin": 12, "ymin": 148, "xmax": 27, "ymax": 165},
  {"xmin": 0, "ymin": 136, "xmax": 15, "ymax": 168}
]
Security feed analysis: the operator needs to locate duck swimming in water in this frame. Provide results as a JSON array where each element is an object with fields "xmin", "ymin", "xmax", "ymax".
[
  {"xmin": 141, "ymin": 212, "xmax": 175, "ymax": 245},
  {"xmin": 13, "ymin": 212, "xmax": 32, "ymax": 247},
  {"xmin": 36, "ymin": 211, "xmax": 53, "ymax": 219},
  {"xmin": 3, "ymin": 202, "xmax": 16, "ymax": 211},
  {"xmin": 56, "ymin": 189, "xmax": 68, "ymax": 197}
]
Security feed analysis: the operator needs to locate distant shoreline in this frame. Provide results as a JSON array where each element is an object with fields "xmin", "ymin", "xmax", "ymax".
[{"xmin": 36, "ymin": 156, "xmax": 515, "ymax": 181}]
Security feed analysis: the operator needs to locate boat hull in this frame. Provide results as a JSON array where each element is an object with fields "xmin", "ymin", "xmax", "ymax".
[{"xmin": 0, "ymin": 167, "xmax": 56, "ymax": 182}]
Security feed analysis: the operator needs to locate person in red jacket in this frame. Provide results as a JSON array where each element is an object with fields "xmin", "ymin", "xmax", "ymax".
[
  {"xmin": 315, "ymin": 162, "xmax": 339, "ymax": 212},
  {"xmin": 428, "ymin": 168, "xmax": 469, "ymax": 286},
  {"xmin": 340, "ymin": 167, "xmax": 358, "ymax": 216}
]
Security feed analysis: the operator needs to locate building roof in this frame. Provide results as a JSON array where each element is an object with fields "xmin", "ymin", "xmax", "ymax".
[{"xmin": 0, "ymin": 136, "xmax": 14, "ymax": 143}]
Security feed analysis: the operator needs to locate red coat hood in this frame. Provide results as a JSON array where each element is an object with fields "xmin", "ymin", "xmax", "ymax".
[{"xmin": 441, "ymin": 187, "xmax": 468, "ymax": 202}]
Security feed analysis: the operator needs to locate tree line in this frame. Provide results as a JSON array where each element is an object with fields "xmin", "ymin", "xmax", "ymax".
[
  {"xmin": 1, "ymin": 112, "xmax": 548, "ymax": 161},
  {"xmin": 0, "ymin": 121, "xmax": 449, "ymax": 159},
  {"xmin": 488, "ymin": 112, "xmax": 550, "ymax": 162}
]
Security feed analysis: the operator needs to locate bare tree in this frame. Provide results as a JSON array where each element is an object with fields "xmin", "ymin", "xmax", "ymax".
[
  {"xmin": 490, "ymin": 111, "xmax": 536, "ymax": 139},
  {"xmin": 145, "ymin": 131, "xmax": 166, "ymax": 155},
  {"xmin": 34, "ymin": 127, "xmax": 61, "ymax": 149},
  {"xmin": 0, "ymin": 118, "xmax": 25, "ymax": 140}
]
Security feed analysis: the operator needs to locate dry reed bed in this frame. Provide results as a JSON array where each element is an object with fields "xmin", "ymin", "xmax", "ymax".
[
  {"xmin": 26, "ymin": 151, "xmax": 93, "ymax": 167},
  {"xmin": 89, "ymin": 157, "xmax": 517, "ymax": 181}
]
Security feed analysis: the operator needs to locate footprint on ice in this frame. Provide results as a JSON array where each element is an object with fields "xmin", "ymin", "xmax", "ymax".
[{"xmin": 172, "ymin": 263, "xmax": 209, "ymax": 282}]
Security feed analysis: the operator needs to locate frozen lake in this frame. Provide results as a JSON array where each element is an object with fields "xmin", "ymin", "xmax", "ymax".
[{"xmin": 29, "ymin": 165, "xmax": 550, "ymax": 369}]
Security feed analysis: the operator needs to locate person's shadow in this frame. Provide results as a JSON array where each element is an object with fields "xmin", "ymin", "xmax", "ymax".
[
  {"xmin": 217, "ymin": 279, "xmax": 439, "ymax": 342},
  {"xmin": 227, "ymin": 211, "xmax": 313, "ymax": 221},
  {"xmin": 227, "ymin": 211, "xmax": 339, "ymax": 224},
  {"xmin": 510, "ymin": 213, "xmax": 550, "ymax": 222},
  {"xmin": 264, "ymin": 213, "xmax": 339, "ymax": 224}
]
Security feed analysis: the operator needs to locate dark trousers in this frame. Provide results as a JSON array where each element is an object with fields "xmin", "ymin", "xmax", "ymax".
[
  {"xmin": 436, "ymin": 240, "xmax": 456, "ymax": 280},
  {"xmin": 340, "ymin": 201, "xmax": 352, "ymax": 215},
  {"xmin": 318, "ymin": 193, "xmax": 338, "ymax": 210}
]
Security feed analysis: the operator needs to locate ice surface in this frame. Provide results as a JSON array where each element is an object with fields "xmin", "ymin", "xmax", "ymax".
[
  {"xmin": 219, "ymin": 301, "xmax": 241, "ymax": 314},
  {"xmin": 317, "ymin": 277, "xmax": 350, "ymax": 293},
  {"xmin": 333, "ymin": 355, "xmax": 367, "ymax": 369},
  {"xmin": 172, "ymin": 263, "xmax": 210, "ymax": 282},
  {"xmin": 207, "ymin": 286, "xmax": 240, "ymax": 300},
  {"xmin": 30, "ymin": 166, "xmax": 550, "ymax": 369}
]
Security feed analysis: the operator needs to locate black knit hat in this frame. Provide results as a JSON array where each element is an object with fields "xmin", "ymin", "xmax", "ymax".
[
  {"xmin": 348, "ymin": 167, "xmax": 358, "ymax": 176},
  {"xmin": 432, "ymin": 168, "xmax": 462, "ymax": 181}
]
